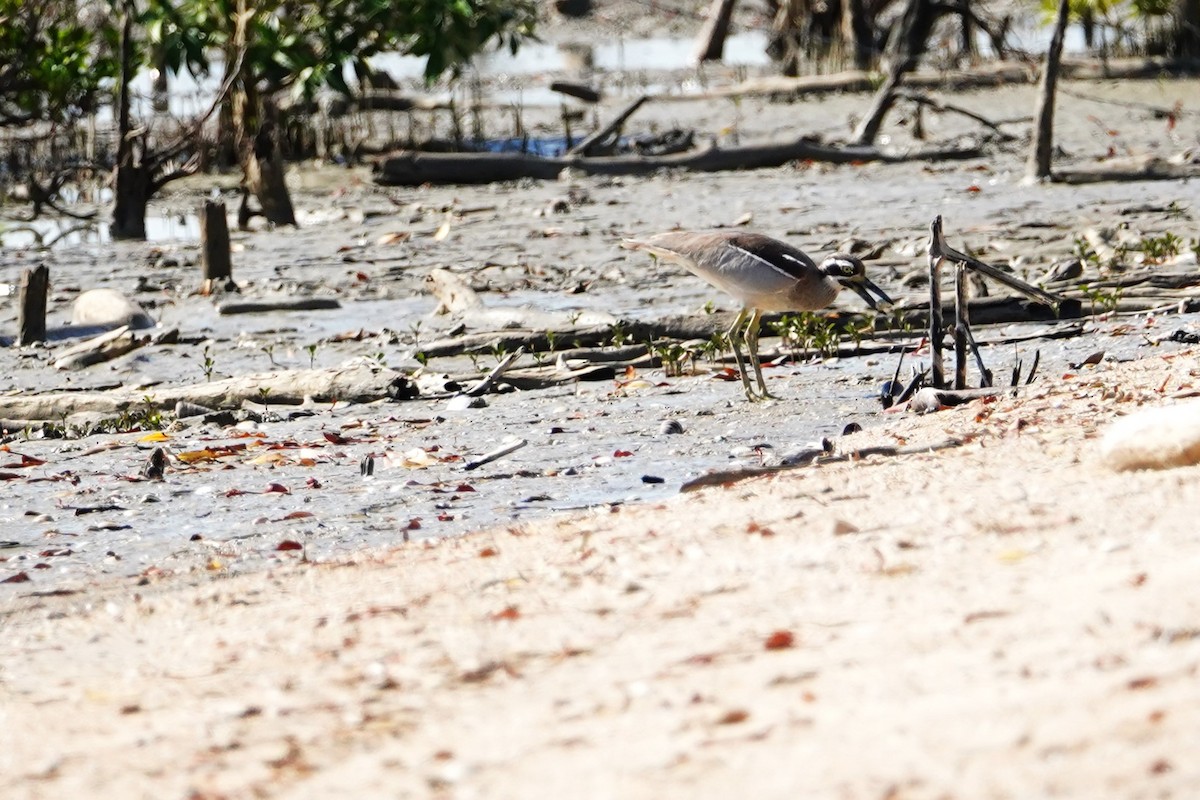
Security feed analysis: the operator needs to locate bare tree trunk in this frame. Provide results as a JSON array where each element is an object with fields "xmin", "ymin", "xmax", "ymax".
[
  {"xmin": 1026, "ymin": 0, "xmax": 1070, "ymax": 181},
  {"xmin": 841, "ymin": 0, "xmax": 874, "ymax": 69},
  {"xmin": 696, "ymin": 0, "xmax": 738, "ymax": 62},
  {"xmin": 851, "ymin": 0, "xmax": 940, "ymax": 145},
  {"xmin": 110, "ymin": 3, "xmax": 150, "ymax": 240},
  {"xmin": 959, "ymin": 0, "xmax": 975, "ymax": 63},
  {"xmin": 1176, "ymin": 0, "xmax": 1200, "ymax": 56},
  {"xmin": 200, "ymin": 200, "xmax": 233, "ymax": 284},
  {"xmin": 233, "ymin": 0, "xmax": 297, "ymax": 228},
  {"xmin": 17, "ymin": 264, "xmax": 49, "ymax": 346}
]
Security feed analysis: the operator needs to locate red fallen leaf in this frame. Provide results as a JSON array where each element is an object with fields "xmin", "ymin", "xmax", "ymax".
[
  {"xmin": 764, "ymin": 630, "xmax": 796, "ymax": 650},
  {"xmin": 355, "ymin": 271, "xmax": 370, "ymax": 282},
  {"xmin": 713, "ymin": 367, "xmax": 740, "ymax": 382},
  {"xmin": 281, "ymin": 511, "xmax": 314, "ymax": 520},
  {"xmin": 323, "ymin": 432, "xmax": 353, "ymax": 444},
  {"xmin": 491, "ymin": 605, "xmax": 520, "ymax": 621},
  {"xmin": 276, "ymin": 540, "xmax": 304, "ymax": 551},
  {"xmin": 746, "ymin": 521, "xmax": 775, "ymax": 537},
  {"xmin": 0, "ymin": 472, "xmax": 20, "ymax": 481},
  {"xmin": 38, "ymin": 548, "xmax": 73, "ymax": 557},
  {"xmin": 613, "ymin": 449, "xmax": 634, "ymax": 458},
  {"xmin": 406, "ymin": 518, "xmax": 422, "ymax": 530},
  {"xmin": 2, "ymin": 571, "xmax": 31, "ymax": 583},
  {"xmin": 437, "ymin": 513, "xmax": 454, "ymax": 522},
  {"xmin": 965, "ymin": 184, "xmax": 981, "ymax": 193},
  {"xmin": 1128, "ymin": 676, "xmax": 1159, "ymax": 690},
  {"xmin": 306, "ymin": 477, "xmax": 322, "ymax": 489},
  {"xmin": 478, "ymin": 546, "xmax": 498, "ymax": 557},
  {"xmin": 717, "ymin": 709, "xmax": 749, "ymax": 724},
  {"xmin": 225, "ymin": 488, "xmax": 249, "ymax": 497},
  {"xmin": 263, "ymin": 483, "xmax": 290, "ymax": 494},
  {"xmin": 455, "ymin": 483, "xmax": 476, "ymax": 493},
  {"xmin": 1, "ymin": 453, "xmax": 46, "ymax": 468},
  {"xmin": 33, "ymin": 563, "xmax": 51, "ymax": 569}
]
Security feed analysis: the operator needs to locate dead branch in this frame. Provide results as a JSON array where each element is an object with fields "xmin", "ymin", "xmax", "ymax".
[
  {"xmin": 566, "ymin": 95, "xmax": 648, "ymax": 157},
  {"xmin": 894, "ymin": 89, "xmax": 1023, "ymax": 140}
]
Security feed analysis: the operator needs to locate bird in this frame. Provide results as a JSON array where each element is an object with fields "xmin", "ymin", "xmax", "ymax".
[{"xmin": 622, "ymin": 230, "xmax": 893, "ymax": 401}]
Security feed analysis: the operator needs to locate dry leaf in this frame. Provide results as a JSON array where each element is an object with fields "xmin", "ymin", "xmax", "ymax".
[
  {"xmin": 376, "ymin": 231, "xmax": 411, "ymax": 246},
  {"xmin": 764, "ymin": 630, "xmax": 796, "ymax": 650}
]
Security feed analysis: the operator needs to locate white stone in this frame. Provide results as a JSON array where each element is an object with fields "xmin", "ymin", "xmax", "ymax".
[{"xmin": 1099, "ymin": 400, "xmax": 1200, "ymax": 471}]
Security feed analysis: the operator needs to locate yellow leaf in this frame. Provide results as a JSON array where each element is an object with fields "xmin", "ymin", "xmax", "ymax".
[
  {"xmin": 140, "ymin": 431, "xmax": 170, "ymax": 442},
  {"xmin": 249, "ymin": 452, "xmax": 287, "ymax": 465},
  {"xmin": 998, "ymin": 548, "xmax": 1029, "ymax": 563},
  {"xmin": 176, "ymin": 449, "xmax": 221, "ymax": 463}
]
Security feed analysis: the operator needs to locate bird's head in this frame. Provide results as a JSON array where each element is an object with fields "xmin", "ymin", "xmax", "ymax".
[{"xmin": 821, "ymin": 254, "xmax": 894, "ymax": 311}]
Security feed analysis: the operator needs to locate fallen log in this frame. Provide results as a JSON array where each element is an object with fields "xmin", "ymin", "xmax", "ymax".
[
  {"xmin": 1050, "ymin": 154, "xmax": 1200, "ymax": 185},
  {"xmin": 373, "ymin": 137, "xmax": 983, "ymax": 186},
  {"xmin": 0, "ymin": 364, "xmax": 410, "ymax": 422},
  {"xmin": 218, "ymin": 297, "xmax": 342, "ymax": 315}
]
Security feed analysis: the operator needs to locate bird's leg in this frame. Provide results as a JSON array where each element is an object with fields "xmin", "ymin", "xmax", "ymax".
[
  {"xmin": 725, "ymin": 307, "xmax": 757, "ymax": 400},
  {"xmin": 744, "ymin": 308, "xmax": 775, "ymax": 399}
]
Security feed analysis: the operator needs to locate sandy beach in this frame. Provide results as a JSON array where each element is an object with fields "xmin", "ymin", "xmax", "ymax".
[{"xmin": 4, "ymin": 6, "xmax": 1200, "ymax": 796}]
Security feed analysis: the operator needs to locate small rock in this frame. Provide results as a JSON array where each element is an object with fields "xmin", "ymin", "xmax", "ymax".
[
  {"xmin": 1100, "ymin": 401, "xmax": 1200, "ymax": 471},
  {"xmin": 659, "ymin": 420, "xmax": 684, "ymax": 435},
  {"xmin": 445, "ymin": 394, "xmax": 487, "ymax": 411},
  {"xmin": 1040, "ymin": 258, "xmax": 1084, "ymax": 284},
  {"xmin": 71, "ymin": 288, "xmax": 155, "ymax": 330}
]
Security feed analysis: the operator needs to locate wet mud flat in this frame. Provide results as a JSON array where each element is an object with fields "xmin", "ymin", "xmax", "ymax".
[{"xmin": 2, "ymin": 78, "xmax": 1200, "ymax": 593}]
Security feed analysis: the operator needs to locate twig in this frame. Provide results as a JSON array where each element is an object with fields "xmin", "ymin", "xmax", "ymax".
[
  {"xmin": 465, "ymin": 346, "xmax": 524, "ymax": 397},
  {"xmin": 680, "ymin": 438, "xmax": 964, "ymax": 492},
  {"xmin": 464, "ymin": 438, "xmax": 528, "ymax": 471},
  {"xmin": 894, "ymin": 89, "xmax": 1023, "ymax": 140}
]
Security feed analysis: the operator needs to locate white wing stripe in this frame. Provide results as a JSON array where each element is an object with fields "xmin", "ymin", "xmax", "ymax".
[{"xmin": 728, "ymin": 244, "xmax": 802, "ymax": 281}]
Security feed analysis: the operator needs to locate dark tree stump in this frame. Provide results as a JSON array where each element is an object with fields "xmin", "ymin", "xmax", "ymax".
[
  {"xmin": 200, "ymin": 200, "xmax": 233, "ymax": 285},
  {"xmin": 18, "ymin": 264, "xmax": 49, "ymax": 346}
]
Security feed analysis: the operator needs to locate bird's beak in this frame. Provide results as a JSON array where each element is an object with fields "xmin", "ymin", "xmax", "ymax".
[{"xmin": 840, "ymin": 275, "xmax": 894, "ymax": 311}]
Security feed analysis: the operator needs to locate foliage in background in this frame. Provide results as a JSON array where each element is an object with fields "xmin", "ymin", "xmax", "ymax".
[
  {"xmin": 144, "ymin": 0, "xmax": 539, "ymax": 99},
  {"xmin": 0, "ymin": 0, "xmax": 118, "ymax": 125}
]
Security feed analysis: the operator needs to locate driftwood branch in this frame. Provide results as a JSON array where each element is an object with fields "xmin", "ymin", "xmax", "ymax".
[
  {"xmin": 566, "ymin": 95, "xmax": 648, "ymax": 157},
  {"xmin": 928, "ymin": 215, "xmax": 1066, "ymax": 308}
]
